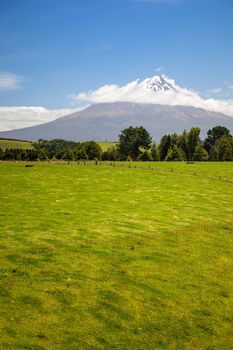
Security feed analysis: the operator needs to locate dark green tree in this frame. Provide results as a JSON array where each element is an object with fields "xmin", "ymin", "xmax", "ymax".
[
  {"xmin": 102, "ymin": 146, "xmax": 118, "ymax": 161},
  {"xmin": 14, "ymin": 148, "xmax": 23, "ymax": 160},
  {"xmin": 177, "ymin": 130, "xmax": 189, "ymax": 158},
  {"xmin": 25, "ymin": 149, "xmax": 38, "ymax": 161},
  {"xmin": 151, "ymin": 143, "xmax": 160, "ymax": 161},
  {"xmin": 203, "ymin": 126, "xmax": 231, "ymax": 153},
  {"xmin": 3, "ymin": 148, "xmax": 14, "ymax": 160},
  {"xmin": 33, "ymin": 139, "xmax": 79, "ymax": 152},
  {"xmin": 54, "ymin": 150, "xmax": 65, "ymax": 160},
  {"xmin": 75, "ymin": 141, "xmax": 102, "ymax": 160},
  {"xmin": 210, "ymin": 136, "xmax": 233, "ymax": 161},
  {"xmin": 38, "ymin": 150, "xmax": 48, "ymax": 161},
  {"xmin": 118, "ymin": 126, "xmax": 152, "ymax": 160},
  {"xmin": 187, "ymin": 127, "xmax": 201, "ymax": 160},
  {"xmin": 158, "ymin": 135, "xmax": 171, "ymax": 160},
  {"xmin": 62, "ymin": 149, "xmax": 74, "ymax": 161},
  {"xmin": 170, "ymin": 133, "xmax": 179, "ymax": 147},
  {"xmin": 74, "ymin": 146, "xmax": 88, "ymax": 160}
]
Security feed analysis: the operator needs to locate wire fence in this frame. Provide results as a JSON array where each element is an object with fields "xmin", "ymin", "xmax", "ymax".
[
  {"xmin": 2, "ymin": 159, "xmax": 232, "ymax": 183},
  {"xmin": 76, "ymin": 160, "xmax": 233, "ymax": 184}
]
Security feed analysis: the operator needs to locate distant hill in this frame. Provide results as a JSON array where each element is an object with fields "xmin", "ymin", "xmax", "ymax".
[
  {"xmin": 0, "ymin": 138, "xmax": 33, "ymax": 150},
  {"xmin": 1, "ymin": 102, "xmax": 233, "ymax": 142}
]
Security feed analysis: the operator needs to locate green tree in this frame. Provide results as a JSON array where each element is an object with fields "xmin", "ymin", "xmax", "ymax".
[
  {"xmin": 151, "ymin": 143, "xmax": 160, "ymax": 161},
  {"xmin": 170, "ymin": 133, "xmax": 179, "ymax": 146},
  {"xmin": 75, "ymin": 141, "xmax": 102, "ymax": 160},
  {"xmin": 187, "ymin": 127, "xmax": 201, "ymax": 160},
  {"xmin": 102, "ymin": 146, "xmax": 118, "ymax": 161},
  {"xmin": 74, "ymin": 146, "xmax": 88, "ymax": 160},
  {"xmin": 55, "ymin": 150, "xmax": 65, "ymax": 160},
  {"xmin": 165, "ymin": 145, "xmax": 186, "ymax": 161},
  {"xmin": 193, "ymin": 144, "xmax": 209, "ymax": 161},
  {"xmin": 177, "ymin": 130, "xmax": 188, "ymax": 158},
  {"xmin": 25, "ymin": 149, "xmax": 38, "ymax": 161},
  {"xmin": 137, "ymin": 150, "xmax": 153, "ymax": 161},
  {"xmin": 62, "ymin": 149, "xmax": 74, "ymax": 161},
  {"xmin": 118, "ymin": 126, "xmax": 152, "ymax": 160},
  {"xmin": 204, "ymin": 126, "xmax": 231, "ymax": 153},
  {"xmin": 3, "ymin": 148, "xmax": 14, "ymax": 160},
  {"xmin": 38, "ymin": 150, "xmax": 48, "ymax": 161},
  {"xmin": 33, "ymin": 139, "xmax": 79, "ymax": 152},
  {"xmin": 158, "ymin": 134, "xmax": 171, "ymax": 160},
  {"xmin": 14, "ymin": 148, "xmax": 23, "ymax": 160},
  {"xmin": 210, "ymin": 136, "xmax": 233, "ymax": 161}
]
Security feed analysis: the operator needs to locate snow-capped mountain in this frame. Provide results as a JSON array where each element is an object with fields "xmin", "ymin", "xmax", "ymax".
[
  {"xmin": 72, "ymin": 75, "xmax": 233, "ymax": 117},
  {"xmin": 141, "ymin": 75, "xmax": 177, "ymax": 93},
  {"xmin": 1, "ymin": 74, "xmax": 233, "ymax": 141},
  {"xmin": 1, "ymin": 102, "xmax": 233, "ymax": 142}
]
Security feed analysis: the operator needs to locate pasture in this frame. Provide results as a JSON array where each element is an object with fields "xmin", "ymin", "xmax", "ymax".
[
  {"xmin": 97, "ymin": 142, "xmax": 118, "ymax": 152},
  {"xmin": 0, "ymin": 162, "xmax": 232, "ymax": 349},
  {"xmin": 0, "ymin": 139, "xmax": 33, "ymax": 151}
]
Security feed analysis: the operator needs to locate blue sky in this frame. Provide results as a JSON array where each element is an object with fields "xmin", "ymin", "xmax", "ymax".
[{"xmin": 1, "ymin": 0, "xmax": 233, "ymax": 109}]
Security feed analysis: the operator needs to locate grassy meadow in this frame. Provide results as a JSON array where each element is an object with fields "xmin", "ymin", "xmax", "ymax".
[
  {"xmin": 0, "ymin": 139, "xmax": 33, "ymax": 151},
  {"xmin": 0, "ymin": 162, "xmax": 232, "ymax": 349},
  {"xmin": 97, "ymin": 142, "xmax": 118, "ymax": 152}
]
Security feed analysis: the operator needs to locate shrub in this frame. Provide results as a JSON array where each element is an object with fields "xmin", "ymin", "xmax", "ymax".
[
  {"xmin": 137, "ymin": 150, "xmax": 153, "ymax": 161},
  {"xmin": 193, "ymin": 144, "xmax": 209, "ymax": 161},
  {"xmin": 165, "ymin": 145, "xmax": 186, "ymax": 161}
]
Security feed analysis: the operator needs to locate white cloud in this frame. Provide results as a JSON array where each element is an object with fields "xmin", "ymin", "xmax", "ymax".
[
  {"xmin": 155, "ymin": 66, "xmax": 164, "ymax": 72},
  {"xmin": 71, "ymin": 75, "xmax": 233, "ymax": 117},
  {"xmin": 0, "ymin": 72, "xmax": 23, "ymax": 91},
  {"xmin": 206, "ymin": 88, "xmax": 222, "ymax": 94},
  {"xmin": 206, "ymin": 84, "xmax": 233, "ymax": 97},
  {"xmin": 0, "ymin": 106, "xmax": 81, "ymax": 131}
]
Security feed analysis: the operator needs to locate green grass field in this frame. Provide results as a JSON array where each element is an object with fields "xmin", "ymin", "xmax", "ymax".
[
  {"xmin": 0, "ymin": 162, "xmax": 232, "ymax": 349},
  {"xmin": 0, "ymin": 139, "xmax": 33, "ymax": 150},
  {"xmin": 97, "ymin": 142, "xmax": 118, "ymax": 152}
]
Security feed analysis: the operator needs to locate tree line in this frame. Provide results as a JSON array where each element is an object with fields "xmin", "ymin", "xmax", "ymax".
[
  {"xmin": 103, "ymin": 125, "xmax": 233, "ymax": 162},
  {"xmin": 0, "ymin": 125, "xmax": 232, "ymax": 161},
  {"xmin": 0, "ymin": 140, "xmax": 102, "ymax": 161}
]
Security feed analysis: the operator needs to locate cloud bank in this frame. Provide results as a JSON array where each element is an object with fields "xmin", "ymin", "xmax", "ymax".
[
  {"xmin": 71, "ymin": 75, "xmax": 233, "ymax": 117},
  {"xmin": 0, "ymin": 72, "xmax": 23, "ymax": 91},
  {"xmin": 0, "ymin": 107, "xmax": 79, "ymax": 131}
]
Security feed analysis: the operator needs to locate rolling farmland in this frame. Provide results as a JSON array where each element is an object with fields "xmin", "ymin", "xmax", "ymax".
[{"xmin": 0, "ymin": 162, "xmax": 232, "ymax": 349}]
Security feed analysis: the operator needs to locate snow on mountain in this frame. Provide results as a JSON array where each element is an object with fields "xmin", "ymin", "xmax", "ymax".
[
  {"xmin": 1, "ymin": 75, "xmax": 233, "ymax": 135},
  {"xmin": 141, "ymin": 75, "xmax": 177, "ymax": 93},
  {"xmin": 72, "ymin": 75, "xmax": 233, "ymax": 117}
]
